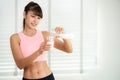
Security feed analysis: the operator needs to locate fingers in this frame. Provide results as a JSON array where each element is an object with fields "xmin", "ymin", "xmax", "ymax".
[
  {"xmin": 44, "ymin": 44, "xmax": 52, "ymax": 51},
  {"xmin": 55, "ymin": 27, "xmax": 64, "ymax": 34},
  {"xmin": 39, "ymin": 42, "xmax": 45, "ymax": 51},
  {"xmin": 40, "ymin": 42, "xmax": 52, "ymax": 51}
]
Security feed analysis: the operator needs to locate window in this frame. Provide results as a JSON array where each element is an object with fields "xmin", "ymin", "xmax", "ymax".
[{"xmin": 0, "ymin": 0, "xmax": 16, "ymax": 77}]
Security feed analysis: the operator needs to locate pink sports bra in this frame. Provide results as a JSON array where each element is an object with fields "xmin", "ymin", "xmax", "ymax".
[{"xmin": 18, "ymin": 30, "xmax": 47, "ymax": 62}]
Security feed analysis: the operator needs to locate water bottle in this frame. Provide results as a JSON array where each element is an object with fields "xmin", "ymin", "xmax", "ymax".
[{"xmin": 47, "ymin": 32, "xmax": 54, "ymax": 50}]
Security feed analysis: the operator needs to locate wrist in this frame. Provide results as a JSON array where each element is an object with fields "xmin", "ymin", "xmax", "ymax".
[
  {"xmin": 63, "ymin": 38, "xmax": 70, "ymax": 41},
  {"xmin": 37, "ymin": 49, "xmax": 43, "ymax": 55}
]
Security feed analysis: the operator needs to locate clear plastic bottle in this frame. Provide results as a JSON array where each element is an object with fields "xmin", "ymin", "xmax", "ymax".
[{"xmin": 47, "ymin": 32, "xmax": 54, "ymax": 50}]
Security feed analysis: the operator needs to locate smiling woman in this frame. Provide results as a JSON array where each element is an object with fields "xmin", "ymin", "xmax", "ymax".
[{"xmin": 10, "ymin": 1, "xmax": 73, "ymax": 80}]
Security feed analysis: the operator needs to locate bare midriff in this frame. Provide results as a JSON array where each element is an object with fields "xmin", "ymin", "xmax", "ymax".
[{"xmin": 23, "ymin": 61, "xmax": 51, "ymax": 79}]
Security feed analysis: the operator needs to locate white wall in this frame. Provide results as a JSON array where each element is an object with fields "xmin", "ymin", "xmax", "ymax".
[{"xmin": 97, "ymin": 0, "xmax": 120, "ymax": 80}]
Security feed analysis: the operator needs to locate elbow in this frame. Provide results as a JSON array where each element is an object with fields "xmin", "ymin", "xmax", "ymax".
[
  {"xmin": 18, "ymin": 66, "xmax": 23, "ymax": 70},
  {"xmin": 17, "ymin": 64, "xmax": 23, "ymax": 70},
  {"xmin": 16, "ymin": 62, "xmax": 24, "ymax": 70},
  {"xmin": 66, "ymin": 48, "xmax": 73, "ymax": 53},
  {"xmin": 67, "ymin": 50, "xmax": 73, "ymax": 53},
  {"xmin": 65, "ymin": 44, "xmax": 73, "ymax": 53}
]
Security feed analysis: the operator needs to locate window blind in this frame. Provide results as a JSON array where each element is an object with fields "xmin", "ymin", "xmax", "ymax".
[
  {"xmin": 0, "ymin": 0, "xmax": 16, "ymax": 77},
  {"xmin": 82, "ymin": 0, "xmax": 97, "ymax": 72},
  {"xmin": 0, "ymin": 26, "xmax": 15, "ymax": 76}
]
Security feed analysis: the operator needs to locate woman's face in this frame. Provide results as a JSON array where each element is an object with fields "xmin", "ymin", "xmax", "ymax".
[{"xmin": 24, "ymin": 11, "xmax": 41, "ymax": 29}]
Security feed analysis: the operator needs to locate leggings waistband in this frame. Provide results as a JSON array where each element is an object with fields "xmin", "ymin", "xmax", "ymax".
[{"xmin": 22, "ymin": 73, "xmax": 55, "ymax": 80}]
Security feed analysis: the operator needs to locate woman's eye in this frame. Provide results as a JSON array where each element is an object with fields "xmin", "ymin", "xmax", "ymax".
[
  {"xmin": 31, "ymin": 15, "xmax": 35, "ymax": 17},
  {"xmin": 37, "ymin": 17, "xmax": 40, "ymax": 19}
]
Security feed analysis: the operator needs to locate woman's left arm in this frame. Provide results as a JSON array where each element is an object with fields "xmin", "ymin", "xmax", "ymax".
[
  {"xmin": 54, "ymin": 35, "xmax": 73, "ymax": 53},
  {"xmin": 52, "ymin": 27, "xmax": 73, "ymax": 53},
  {"xmin": 63, "ymin": 38, "xmax": 73, "ymax": 53}
]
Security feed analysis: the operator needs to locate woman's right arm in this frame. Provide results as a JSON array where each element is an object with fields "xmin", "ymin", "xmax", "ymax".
[{"xmin": 10, "ymin": 34, "xmax": 43, "ymax": 69}]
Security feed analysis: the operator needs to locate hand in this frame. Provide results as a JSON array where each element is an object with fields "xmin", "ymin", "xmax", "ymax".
[
  {"xmin": 55, "ymin": 27, "xmax": 64, "ymax": 34},
  {"xmin": 39, "ymin": 42, "xmax": 52, "ymax": 53}
]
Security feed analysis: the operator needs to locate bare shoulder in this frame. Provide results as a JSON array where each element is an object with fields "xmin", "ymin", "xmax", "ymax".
[{"xmin": 10, "ymin": 33, "xmax": 20, "ymax": 42}]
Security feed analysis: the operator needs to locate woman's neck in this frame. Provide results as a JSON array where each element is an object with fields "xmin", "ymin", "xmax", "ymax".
[{"xmin": 23, "ymin": 28, "xmax": 37, "ymax": 37}]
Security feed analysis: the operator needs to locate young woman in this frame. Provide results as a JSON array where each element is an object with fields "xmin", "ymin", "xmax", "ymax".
[{"xmin": 10, "ymin": 1, "xmax": 73, "ymax": 80}]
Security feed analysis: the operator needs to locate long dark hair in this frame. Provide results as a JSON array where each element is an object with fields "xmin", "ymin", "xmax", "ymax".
[{"xmin": 23, "ymin": 1, "xmax": 43, "ymax": 29}]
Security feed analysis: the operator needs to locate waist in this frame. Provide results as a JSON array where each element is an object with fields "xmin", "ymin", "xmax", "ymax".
[{"xmin": 23, "ymin": 61, "xmax": 51, "ymax": 79}]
